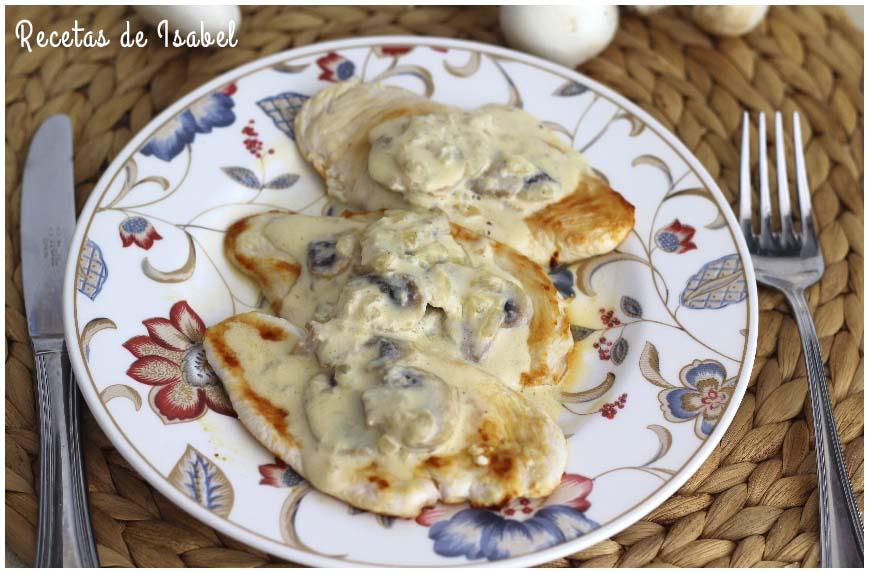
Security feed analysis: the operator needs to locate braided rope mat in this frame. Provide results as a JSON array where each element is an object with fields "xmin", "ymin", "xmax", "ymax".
[{"xmin": 5, "ymin": 5, "xmax": 863, "ymax": 568}]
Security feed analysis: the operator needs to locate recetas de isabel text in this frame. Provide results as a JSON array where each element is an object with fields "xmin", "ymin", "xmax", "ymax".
[{"xmin": 15, "ymin": 18, "xmax": 238, "ymax": 52}]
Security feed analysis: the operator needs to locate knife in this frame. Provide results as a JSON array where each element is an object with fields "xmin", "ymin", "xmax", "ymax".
[{"xmin": 21, "ymin": 114, "xmax": 99, "ymax": 568}]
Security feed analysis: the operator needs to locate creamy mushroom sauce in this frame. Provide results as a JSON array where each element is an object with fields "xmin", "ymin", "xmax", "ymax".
[
  {"xmin": 259, "ymin": 214, "xmax": 367, "ymax": 326},
  {"xmin": 367, "ymin": 105, "xmax": 592, "ymax": 262},
  {"xmin": 259, "ymin": 210, "xmax": 539, "ymax": 390},
  {"xmin": 229, "ymin": 210, "xmax": 567, "ymax": 504},
  {"xmin": 217, "ymin": 319, "xmax": 564, "ymax": 513}
]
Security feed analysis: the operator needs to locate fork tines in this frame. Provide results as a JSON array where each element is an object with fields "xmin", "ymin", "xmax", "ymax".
[{"xmin": 739, "ymin": 111, "xmax": 816, "ymax": 252}]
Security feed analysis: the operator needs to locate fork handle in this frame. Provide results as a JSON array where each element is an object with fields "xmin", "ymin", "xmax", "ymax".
[
  {"xmin": 33, "ymin": 338, "xmax": 99, "ymax": 568},
  {"xmin": 785, "ymin": 289, "xmax": 864, "ymax": 568}
]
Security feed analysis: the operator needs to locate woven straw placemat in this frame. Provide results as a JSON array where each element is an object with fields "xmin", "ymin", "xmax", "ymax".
[{"xmin": 5, "ymin": 5, "xmax": 863, "ymax": 568}]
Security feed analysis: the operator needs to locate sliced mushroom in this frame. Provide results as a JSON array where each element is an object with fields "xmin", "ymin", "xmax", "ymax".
[
  {"xmin": 524, "ymin": 171, "xmax": 554, "ymax": 186},
  {"xmin": 471, "ymin": 157, "xmax": 527, "ymax": 198},
  {"xmin": 334, "ymin": 276, "xmax": 426, "ymax": 333},
  {"xmin": 459, "ymin": 277, "xmax": 531, "ymax": 361},
  {"xmin": 359, "ymin": 210, "xmax": 466, "ymax": 272},
  {"xmin": 420, "ymin": 305, "xmax": 447, "ymax": 337},
  {"xmin": 471, "ymin": 155, "xmax": 559, "ymax": 202},
  {"xmin": 383, "ymin": 366, "xmax": 426, "ymax": 388},
  {"xmin": 503, "ymin": 298, "xmax": 523, "ymax": 328},
  {"xmin": 518, "ymin": 171, "xmax": 559, "ymax": 201},
  {"xmin": 368, "ymin": 336, "xmax": 406, "ymax": 366},
  {"xmin": 501, "ymin": 282, "xmax": 532, "ymax": 328},
  {"xmin": 361, "ymin": 365, "xmax": 459, "ymax": 451},
  {"xmin": 460, "ymin": 295, "xmax": 504, "ymax": 362},
  {"xmin": 307, "ymin": 233, "xmax": 356, "ymax": 277},
  {"xmin": 366, "ymin": 274, "xmax": 421, "ymax": 308}
]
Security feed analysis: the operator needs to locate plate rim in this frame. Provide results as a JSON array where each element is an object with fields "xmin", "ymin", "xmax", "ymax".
[{"xmin": 63, "ymin": 34, "xmax": 759, "ymax": 568}]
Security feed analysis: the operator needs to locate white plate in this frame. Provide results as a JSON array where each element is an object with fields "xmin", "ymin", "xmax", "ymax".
[{"xmin": 64, "ymin": 36, "xmax": 758, "ymax": 567}]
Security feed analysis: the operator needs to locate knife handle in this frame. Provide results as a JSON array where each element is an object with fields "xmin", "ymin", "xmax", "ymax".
[{"xmin": 33, "ymin": 338, "xmax": 99, "ymax": 568}]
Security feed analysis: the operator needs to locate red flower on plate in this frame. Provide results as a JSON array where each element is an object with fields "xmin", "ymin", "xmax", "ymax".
[
  {"xmin": 316, "ymin": 52, "xmax": 355, "ymax": 82},
  {"xmin": 258, "ymin": 458, "xmax": 304, "ymax": 488},
  {"xmin": 123, "ymin": 301, "xmax": 235, "ymax": 423},
  {"xmin": 655, "ymin": 219, "xmax": 697, "ymax": 254},
  {"xmin": 374, "ymin": 45, "xmax": 413, "ymax": 57},
  {"xmin": 119, "ymin": 216, "xmax": 162, "ymax": 250}
]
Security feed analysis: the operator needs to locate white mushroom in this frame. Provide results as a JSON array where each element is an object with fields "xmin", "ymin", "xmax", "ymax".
[
  {"xmin": 135, "ymin": 5, "xmax": 242, "ymax": 36},
  {"xmin": 500, "ymin": 6, "xmax": 619, "ymax": 68},
  {"xmin": 633, "ymin": 6, "xmax": 668, "ymax": 15},
  {"xmin": 691, "ymin": 5, "xmax": 769, "ymax": 36},
  {"xmin": 362, "ymin": 366, "xmax": 459, "ymax": 451},
  {"xmin": 306, "ymin": 233, "xmax": 357, "ymax": 277}
]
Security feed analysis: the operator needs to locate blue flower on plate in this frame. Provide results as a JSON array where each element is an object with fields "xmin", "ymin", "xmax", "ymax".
[
  {"xmin": 416, "ymin": 474, "xmax": 598, "ymax": 561},
  {"xmin": 141, "ymin": 83, "xmax": 237, "ymax": 162},
  {"xmin": 659, "ymin": 359, "xmax": 736, "ymax": 439}
]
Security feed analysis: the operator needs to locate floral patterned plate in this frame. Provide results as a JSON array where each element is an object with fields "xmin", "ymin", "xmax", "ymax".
[{"xmin": 63, "ymin": 37, "xmax": 758, "ymax": 567}]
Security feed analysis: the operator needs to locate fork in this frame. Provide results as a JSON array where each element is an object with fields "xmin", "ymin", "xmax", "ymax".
[{"xmin": 739, "ymin": 111, "xmax": 864, "ymax": 568}]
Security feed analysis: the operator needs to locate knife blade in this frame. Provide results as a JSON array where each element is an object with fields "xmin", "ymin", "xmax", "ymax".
[
  {"xmin": 21, "ymin": 114, "xmax": 99, "ymax": 568},
  {"xmin": 22, "ymin": 114, "xmax": 76, "ymax": 338}
]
